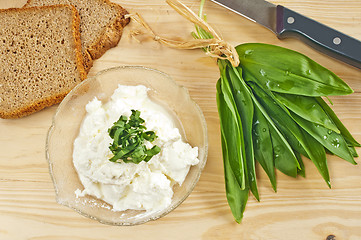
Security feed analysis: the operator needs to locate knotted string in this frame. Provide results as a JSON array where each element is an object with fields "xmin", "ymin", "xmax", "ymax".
[{"xmin": 126, "ymin": 0, "xmax": 240, "ymax": 67}]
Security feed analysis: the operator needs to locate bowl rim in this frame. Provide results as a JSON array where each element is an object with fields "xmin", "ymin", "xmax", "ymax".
[{"xmin": 45, "ymin": 65, "xmax": 208, "ymax": 225}]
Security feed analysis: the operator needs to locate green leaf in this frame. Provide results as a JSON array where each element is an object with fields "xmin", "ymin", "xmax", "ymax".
[
  {"xmin": 295, "ymin": 151, "xmax": 306, "ymax": 178},
  {"xmin": 291, "ymin": 112, "xmax": 357, "ymax": 165},
  {"xmin": 269, "ymin": 124, "xmax": 298, "ymax": 178},
  {"xmin": 225, "ymin": 62, "xmax": 259, "ymax": 200},
  {"xmin": 251, "ymin": 82, "xmax": 301, "ymax": 180},
  {"xmin": 301, "ymin": 130, "xmax": 330, "ymax": 187},
  {"xmin": 274, "ymin": 93, "xmax": 339, "ymax": 133},
  {"xmin": 237, "ymin": 43, "xmax": 353, "ymax": 96},
  {"xmin": 316, "ymin": 97, "xmax": 361, "ymax": 147},
  {"xmin": 217, "ymin": 78, "xmax": 249, "ymax": 223},
  {"xmin": 348, "ymin": 145, "xmax": 359, "ymax": 158},
  {"xmin": 216, "ymin": 78, "xmax": 246, "ymax": 190},
  {"xmin": 248, "ymin": 81, "xmax": 331, "ymax": 187},
  {"xmin": 221, "ymin": 131, "xmax": 249, "ymax": 223},
  {"xmin": 248, "ymin": 81, "xmax": 305, "ymax": 158},
  {"xmin": 244, "ymin": 75, "xmax": 308, "ymax": 158},
  {"xmin": 249, "ymin": 80, "xmax": 299, "ymax": 186},
  {"xmin": 252, "ymin": 104, "xmax": 277, "ymax": 192}
]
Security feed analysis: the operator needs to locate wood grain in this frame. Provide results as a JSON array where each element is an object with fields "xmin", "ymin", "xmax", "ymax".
[{"xmin": 1, "ymin": 0, "xmax": 361, "ymax": 239}]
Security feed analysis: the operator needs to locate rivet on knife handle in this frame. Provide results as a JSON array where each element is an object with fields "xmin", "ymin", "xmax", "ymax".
[{"xmin": 276, "ymin": 5, "xmax": 361, "ymax": 69}]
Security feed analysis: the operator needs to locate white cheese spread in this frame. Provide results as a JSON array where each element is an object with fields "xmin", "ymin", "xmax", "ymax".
[{"xmin": 73, "ymin": 85, "xmax": 199, "ymax": 213}]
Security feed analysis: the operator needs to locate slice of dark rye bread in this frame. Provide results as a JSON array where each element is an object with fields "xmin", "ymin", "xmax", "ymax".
[
  {"xmin": 0, "ymin": 5, "xmax": 87, "ymax": 119},
  {"xmin": 25, "ymin": 0, "xmax": 130, "ymax": 72}
]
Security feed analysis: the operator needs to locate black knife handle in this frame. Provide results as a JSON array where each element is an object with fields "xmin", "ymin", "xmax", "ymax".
[{"xmin": 276, "ymin": 5, "xmax": 361, "ymax": 69}]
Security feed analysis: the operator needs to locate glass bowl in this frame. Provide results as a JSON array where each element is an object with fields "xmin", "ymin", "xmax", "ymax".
[{"xmin": 46, "ymin": 66, "xmax": 208, "ymax": 225}]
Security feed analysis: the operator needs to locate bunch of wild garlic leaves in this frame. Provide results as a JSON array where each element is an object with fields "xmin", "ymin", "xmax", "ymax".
[{"xmin": 193, "ymin": 2, "xmax": 360, "ymax": 223}]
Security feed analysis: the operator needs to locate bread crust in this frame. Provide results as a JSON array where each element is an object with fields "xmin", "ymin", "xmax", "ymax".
[
  {"xmin": 68, "ymin": 4, "xmax": 88, "ymax": 81},
  {"xmin": 85, "ymin": 0, "xmax": 130, "ymax": 61},
  {"xmin": 24, "ymin": 0, "xmax": 130, "ymax": 73},
  {"xmin": 0, "ymin": 92, "xmax": 68, "ymax": 119},
  {"xmin": 0, "ymin": 5, "xmax": 86, "ymax": 119}
]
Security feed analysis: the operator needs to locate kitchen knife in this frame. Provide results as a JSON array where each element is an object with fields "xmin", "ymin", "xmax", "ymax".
[{"xmin": 210, "ymin": 0, "xmax": 361, "ymax": 69}]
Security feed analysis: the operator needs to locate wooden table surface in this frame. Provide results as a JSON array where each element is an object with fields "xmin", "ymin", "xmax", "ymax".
[{"xmin": 1, "ymin": 0, "xmax": 361, "ymax": 239}]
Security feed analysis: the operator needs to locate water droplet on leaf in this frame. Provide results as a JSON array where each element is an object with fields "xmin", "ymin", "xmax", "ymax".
[
  {"xmin": 331, "ymin": 138, "xmax": 340, "ymax": 148},
  {"xmin": 245, "ymin": 49, "xmax": 253, "ymax": 55},
  {"xmin": 274, "ymin": 146, "xmax": 281, "ymax": 153},
  {"xmin": 279, "ymin": 80, "xmax": 295, "ymax": 91},
  {"xmin": 255, "ymin": 138, "xmax": 260, "ymax": 149},
  {"xmin": 260, "ymin": 69, "xmax": 267, "ymax": 76}
]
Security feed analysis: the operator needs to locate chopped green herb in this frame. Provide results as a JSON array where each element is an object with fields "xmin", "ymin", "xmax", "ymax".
[{"xmin": 108, "ymin": 110, "xmax": 161, "ymax": 164}]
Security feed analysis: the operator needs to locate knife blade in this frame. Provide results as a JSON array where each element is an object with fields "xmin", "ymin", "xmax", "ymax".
[{"xmin": 210, "ymin": 0, "xmax": 361, "ymax": 69}]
